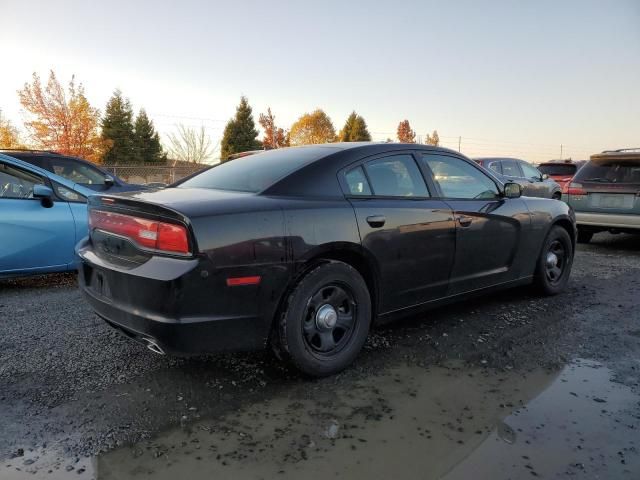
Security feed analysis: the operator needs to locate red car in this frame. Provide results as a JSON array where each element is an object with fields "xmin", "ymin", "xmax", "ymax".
[{"xmin": 537, "ymin": 160, "xmax": 586, "ymax": 190}]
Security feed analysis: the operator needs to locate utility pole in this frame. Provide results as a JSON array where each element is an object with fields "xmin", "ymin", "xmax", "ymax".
[
  {"xmin": 560, "ymin": 144, "xmax": 563, "ymax": 160},
  {"xmin": 458, "ymin": 136, "xmax": 461, "ymax": 152}
]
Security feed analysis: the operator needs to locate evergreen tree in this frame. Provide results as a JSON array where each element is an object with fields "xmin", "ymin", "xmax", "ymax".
[
  {"xmin": 339, "ymin": 111, "xmax": 371, "ymax": 142},
  {"xmin": 134, "ymin": 109, "xmax": 164, "ymax": 162},
  {"xmin": 101, "ymin": 90, "xmax": 135, "ymax": 164},
  {"xmin": 220, "ymin": 96, "xmax": 261, "ymax": 161}
]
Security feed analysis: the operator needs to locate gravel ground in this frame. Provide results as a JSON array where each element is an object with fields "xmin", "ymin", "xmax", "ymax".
[{"xmin": 1, "ymin": 232, "xmax": 639, "ymax": 478}]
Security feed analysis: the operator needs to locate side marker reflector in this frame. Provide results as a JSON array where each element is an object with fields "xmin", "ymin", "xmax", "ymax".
[{"xmin": 226, "ymin": 276, "xmax": 261, "ymax": 287}]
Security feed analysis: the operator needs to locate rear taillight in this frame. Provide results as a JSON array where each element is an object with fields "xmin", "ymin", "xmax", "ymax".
[
  {"xmin": 89, "ymin": 210, "xmax": 190, "ymax": 255},
  {"xmin": 562, "ymin": 182, "xmax": 586, "ymax": 196}
]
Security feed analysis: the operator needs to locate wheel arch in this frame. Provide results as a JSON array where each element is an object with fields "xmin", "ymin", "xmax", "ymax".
[
  {"xmin": 550, "ymin": 215, "xmax": 577, "ymax": 252},
  {"xmin": 268, "ymin": 242, "xmax": 380, "ymax": 345}
]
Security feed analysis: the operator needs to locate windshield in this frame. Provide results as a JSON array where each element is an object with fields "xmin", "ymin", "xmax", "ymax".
[
  {"xmin": 538, "ymin": 164, "xmax": 577, "ymax": 176},
  {"xmin": 574, "ymin": 159, "xmax": 640, "ymax": 184},
  {"xmin": 178, "ymin": 147, "xmax": 338, "ymax": 193}
]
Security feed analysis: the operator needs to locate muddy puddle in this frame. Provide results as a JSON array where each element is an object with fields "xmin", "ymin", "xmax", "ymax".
[{"xmin": 3, "ymin": 359, "xmax": 638, "ymax": 479}]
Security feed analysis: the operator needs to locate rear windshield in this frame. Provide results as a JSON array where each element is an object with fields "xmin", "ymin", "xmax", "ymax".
[
  {"xmin": 178, "ymin": 147, "xmax": 337, "ymax": 193},
  {"xmin": 574, "ymin": 159, "xmax": 640, "ymax": 184},
  {"xmin": 538, "ymin": 164, "xmax": 576, "ymax": 176}
]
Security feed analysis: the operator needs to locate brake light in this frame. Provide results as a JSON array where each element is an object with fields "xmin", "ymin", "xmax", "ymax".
[
  {"xmin": 89, "ymin": 210, "xmax": 190, "ymax": 255},
  {"xmin": 562, "ymin": 182, "xmax": 586, "ymax": 196}
]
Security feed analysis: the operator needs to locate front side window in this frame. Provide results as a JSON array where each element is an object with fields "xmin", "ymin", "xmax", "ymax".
[
  {"xmin": 49, "ymin": 157, "xmax": 107, "ymax": 185},
  {"xmin": 345, "ymin": 166, "xmax": 372, "ymax": 195},
  {"xmin": 422, "ymin": 155, "xmax": 499, "ymax": 199},
  {"xmin": 0, "ymin": 162, "xmax": 44, "ymax": 199},
  {"xmin": 501, "ymin": 159, "xmax": 522, "ymax": 177},
  {"xmin": 363, "ymin": 155, "xmax": 429, "ymax": 197},
  {"xmin": 520, "ymin": 161, "xmax": 542, "ymax": 180}
]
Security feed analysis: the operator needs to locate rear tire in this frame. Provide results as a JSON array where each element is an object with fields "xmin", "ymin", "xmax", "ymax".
[
  {"xmin": 552, "ymin": 192, "xmax": 562, "ymax": 200},
  {"xmin": 534, "ymin": 226, "xmax": 573, "ymax": 296},
  {"xmin": 274, "ymin": 261, "xmax": 371, "ymax": 377},
  {"xmin": 577, "ymin": 228, "xmax": 593, "ymax": 244}
]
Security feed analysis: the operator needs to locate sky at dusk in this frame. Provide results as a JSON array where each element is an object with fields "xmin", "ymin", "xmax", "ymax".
[{"xmin": 1, "ymin": 0, "xmax": 639, "ymax": 162}]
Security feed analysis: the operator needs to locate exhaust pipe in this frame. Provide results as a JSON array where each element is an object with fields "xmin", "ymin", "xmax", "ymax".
[{"xmin": 142, "ymin": 337, "xmax": 165, "ymax": 355}]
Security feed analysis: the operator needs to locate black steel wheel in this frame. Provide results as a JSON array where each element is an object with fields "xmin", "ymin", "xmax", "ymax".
[
  {"xmin": 302, "ymin": 284, "xmax": 357, "ymax": 356},
  {"xmin": 275, "ymin": 261, "xmax": 371, "ymax": 377},
  {"xmin": 534, "ymin": 226, "xmax": 573, "ymax": 295}
]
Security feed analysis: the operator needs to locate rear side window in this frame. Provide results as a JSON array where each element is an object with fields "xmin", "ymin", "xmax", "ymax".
[
  {"xmin": 48, "ymin": 157, "xmax": 107, "ymax": 185},
  {"xmin": 363, "ymin": 155, "xmax": 429, "ymax": 197},
  {"xmin": 486, "ymin": 161, "xmax": 502, "ymax": 174},
  {"xmin": 345, "ymin": 166, "xmax": 372, "ymax": 195},
  {"xmin": 574, "ymin": 159, "xmax": 640, "ymax": 184},
  {"xmin": 501, "ymin": 160, "xmax": 522, "ymax": 177},
  {"xmin": 422, "ymin": 154, "xmax": 499, "ymax": 199},
  {"xmin": 538, "ymin": 164, "xmax": 577, "ymax": 176}
]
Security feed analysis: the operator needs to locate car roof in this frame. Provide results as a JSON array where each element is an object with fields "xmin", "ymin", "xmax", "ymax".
[
  {"xmin": 473, "ymin": 157, "xmax": 524, "ymax": 162},
  {"xmin": 539, "ymin": 160, "xmax": 585, "ymax": 166},
  {"xmin": 591, "ymin": 149, "xmax": 640, "ymax": 162},
  {"xmin": 0, "ymin": 152, "xmax": 94, "ymax": 196}
]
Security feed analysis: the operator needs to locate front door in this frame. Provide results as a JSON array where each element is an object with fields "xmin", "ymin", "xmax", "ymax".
[
  {"xmin": 518, "ymin": 160, "xmax": 549, "ymax": 198},
  {"xmin": 420, "ymin": 153, "xmax": 528, "ymax": 295},
  {"xmin": 344, "ymin": 153, "xmax": 456, "ymax": 313},
  {"xmin": 0, "ymin": 162, "xmax": 76, "ymax": 275}
]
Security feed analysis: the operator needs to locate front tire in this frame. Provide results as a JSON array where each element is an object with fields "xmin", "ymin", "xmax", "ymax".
[
  {"xmin": 534, "ymin": 226, "xmax": 574, "ymax": 295},
  {"xmin": 275, "ymin": 261, "xmax": 371, "ymax": 377}
]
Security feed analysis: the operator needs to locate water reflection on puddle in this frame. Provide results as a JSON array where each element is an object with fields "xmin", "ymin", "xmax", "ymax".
[{"xmin": 3, "ymin": 359, "xmax": 638, "ymax": 479}]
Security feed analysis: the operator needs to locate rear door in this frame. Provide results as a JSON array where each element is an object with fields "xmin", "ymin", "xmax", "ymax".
[
  {"xmin": 0, "ymin": 161, "xmax": 76, "ymax": 275},
  {"xmin": 343, "ymin": 152, "xmax": 456, "ymax": 313},
  {"xmin": 419, "ymin": 153, "xmax": 529, "ymax": 295}
]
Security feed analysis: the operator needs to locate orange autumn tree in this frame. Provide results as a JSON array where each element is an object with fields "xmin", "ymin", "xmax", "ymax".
[
  {"xmin": 396, "ymin": 119, "xmax": 416, "ymax": 143},
  {"xmin": 0, "ymin": 112, "xmax": 23, "ymax": 148},
  {"xmin": 259, "ymin": 107, "xmax": 289, "ymax": 149},
  {"xmin": 18, "ymin": 71, "xmax": 105, "ymax": 162}
]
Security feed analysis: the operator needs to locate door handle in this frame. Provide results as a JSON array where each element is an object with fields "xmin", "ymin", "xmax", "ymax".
[
  {"xmin": 366, "ymin": 215, "xmax": 386, "ymax": 228},
  {"xmin": 457, "ymin": 215, "xmax": 473, "ymax": 227}
]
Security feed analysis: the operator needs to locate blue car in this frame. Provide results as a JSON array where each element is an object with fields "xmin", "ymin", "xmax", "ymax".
[{"xmin": 0, "ymin": 153, "xmax": 94, "ymax": 278}]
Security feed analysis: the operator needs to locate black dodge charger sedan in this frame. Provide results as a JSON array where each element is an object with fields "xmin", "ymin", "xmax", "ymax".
[{"xmin": 77, "ymin": 143, "xmax": 576, "ymax": 376}]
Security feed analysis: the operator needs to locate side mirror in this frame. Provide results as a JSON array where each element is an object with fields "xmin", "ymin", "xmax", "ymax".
[
  {"xmin": 503, "ymin": 182, "xmax": 522, "ymax": 199},
  {"xmin": 541, "ymin": 173, "xmax": 549, "ymax": 180},
  {"xmin": 33, "ymin": 184, "xmax": 54, "ymax": 208},
  {"xmin": 104, "ymin": 175, "xmax": 115, "ymax": 188}
]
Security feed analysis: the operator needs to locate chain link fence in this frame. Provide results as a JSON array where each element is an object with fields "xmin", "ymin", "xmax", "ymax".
[{"xmin": 103, "ymin": 164, "xmax": 208, "ymax": 186}]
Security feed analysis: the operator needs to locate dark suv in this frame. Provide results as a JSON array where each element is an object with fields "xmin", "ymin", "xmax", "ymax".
[
  {"xmin": 0, "ymin": 150, "xmax": 145, "ymax": 193},
  {"xmin": 563, "ymin": 148, "xmax": 640, "ymax": 243},
  {"xmin": 474, "ymin": 157, "xmax": 562, "ymax": 199}
]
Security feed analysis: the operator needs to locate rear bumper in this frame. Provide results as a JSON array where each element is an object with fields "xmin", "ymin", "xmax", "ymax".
[
  {"xmin": 76, "ymin": 239, "xmax": 274, "ymax": 355},
  {"xmin": 575, "ymin": 212, "xmax": 640, "ymax": 230}
]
